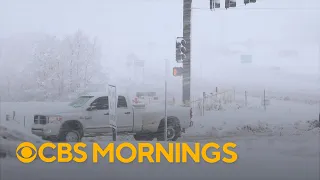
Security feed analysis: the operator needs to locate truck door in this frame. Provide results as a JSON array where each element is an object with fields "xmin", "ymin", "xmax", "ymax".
[
  {"xmin": 117, "ymin": 96, "xmax": 134, "ymax": 132},
  {"xmin": 86, "ymin": 96, "xmax": 111, "ymax": 133}
]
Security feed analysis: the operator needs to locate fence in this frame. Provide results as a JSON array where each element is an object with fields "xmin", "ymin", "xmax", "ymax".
[
  {"xmin": 4, "ymin": 111, "xmax": 27, "ymax": 128},
  {"xmin": 239, "ymin": 89, "xmax": 320, "ymax": 110},
  {"xmin": 190, "ymin": 88, "xmax": 236, "ymax": 116},
  {"xmin": 190, "ymin": 87, "xmax": 320, "ymax": 118}
]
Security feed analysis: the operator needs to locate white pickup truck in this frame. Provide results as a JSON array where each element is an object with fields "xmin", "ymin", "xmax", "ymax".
[{"xmin": 31, "ymin": 92, "xmax": 193, "ymax": 142}]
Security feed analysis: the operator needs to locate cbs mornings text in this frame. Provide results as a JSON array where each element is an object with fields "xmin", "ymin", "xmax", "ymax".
[{"xmin": 16, "ymin": 142, "xmax": 238, "ymax": 164}]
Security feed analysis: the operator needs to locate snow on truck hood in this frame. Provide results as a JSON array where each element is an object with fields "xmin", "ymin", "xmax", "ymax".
[{"xmin": 35, "ymin": 105, "xmax": 83, "ymax": 116}]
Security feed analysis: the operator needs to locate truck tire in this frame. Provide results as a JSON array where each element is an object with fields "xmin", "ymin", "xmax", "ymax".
[
  {"xmin": 157, "ymin": 118, "xmax": 181, "ymax": 141},
  {"xmin": 60, "ymin": 130, "xmax": 81, "ymax": 142},
  {"xmin": 58, "ymin": 120, "xmax": 83, "ymax": 142},
  {"xmin": 133, "ymin": 133, "xmax": 154, "ymax": 141}
]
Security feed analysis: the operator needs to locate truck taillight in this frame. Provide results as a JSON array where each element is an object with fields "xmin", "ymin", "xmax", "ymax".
[{"xmin": 190, "ymin": 108, "xmax": 193, "ymax": 119}]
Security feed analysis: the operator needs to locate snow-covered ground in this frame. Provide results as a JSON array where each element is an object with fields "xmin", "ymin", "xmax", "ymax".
[
  {"xmin": 0, "ymin": 93, "xmax": 319, "ymax": 179},
  {"xmin": 186, "ymin": 94, "xmax": 319, "ymax": 138}
]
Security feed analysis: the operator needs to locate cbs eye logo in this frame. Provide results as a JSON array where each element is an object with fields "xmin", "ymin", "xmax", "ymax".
[{"xmin": 16, "ymin": 142, "xmax": 37, "ymax": 163}]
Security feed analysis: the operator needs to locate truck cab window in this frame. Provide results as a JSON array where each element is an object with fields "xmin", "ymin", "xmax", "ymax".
[
  {"xmin": 91, "ymin": 96, "xmax": 108, "ymax": 110},
  {"xmin": 117, "ymin": 96, "xmax": 127, "ymax": 108}
]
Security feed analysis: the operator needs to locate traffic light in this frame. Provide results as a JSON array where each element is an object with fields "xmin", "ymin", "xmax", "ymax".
[
  {"xmin": 225, "ymin": 0, "xmax": 236, "ymax": 9},
  {"xmin": 210, "ymin": 0, "xmax": 220, "ymax": 10},
  {"xmin": 173, "ymin": 67, "xmax": 184, "ymax": 77},
  {"xmin": 244, "ymin": 0, "xmax": 256, "ymax": 5},
  {"xmin": 176, "ymin": 37, "xmax": 187, "ymax": 63}
]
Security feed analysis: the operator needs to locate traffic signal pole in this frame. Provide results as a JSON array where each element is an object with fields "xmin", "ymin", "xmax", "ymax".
[
  {"xmin": 164, "ymin": 59, "xmax": 168, "ymax": 141},
  {"xmin": 182, "ymin": 0, "xmax": 192, "ymax": 106},
  {"xmin": 179, "ymin": 0, "xmax": 256, "ymax": 106}
]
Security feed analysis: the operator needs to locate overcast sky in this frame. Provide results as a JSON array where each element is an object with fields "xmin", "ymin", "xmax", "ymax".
[{"xmin": 1, "ymin": 0, "xmax": 320, "ymax": 87}]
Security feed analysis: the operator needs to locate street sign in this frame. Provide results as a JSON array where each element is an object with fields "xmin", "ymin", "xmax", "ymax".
[
  {"xmin": 134, "ymin": 59, "xmax": 145, "ymax": 67},
  {"xmin": 127, "ymin": 53, "xmax": 144, "ymax": 67},
  {"xmin": 108, "ymin": 84, "xmax": 117, "ymax": 129},
  {"xmin": 241, "ymin": 55, "xmax": 252, "ymax": 64}
]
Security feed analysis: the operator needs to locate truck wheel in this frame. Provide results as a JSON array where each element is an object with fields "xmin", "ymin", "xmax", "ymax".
[
  {"xmin": 60, "ymin": 130, "xmax": 81, "ymax": 142},
  {"xmin": 157, "ymin": 120, "xmax": 181, "ymax": 141},
  {"xmin": 58, "ymin": 121, "xmax": 83, "ymax": 142}
]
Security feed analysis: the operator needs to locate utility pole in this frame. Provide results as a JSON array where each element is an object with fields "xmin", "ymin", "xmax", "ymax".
[
  {"xmin": 164, "ymin": 59, "xmax": 168, "ymax": 141},
  {"xmin": 318, "ymin": 42, "xmax": 320, "ymax": 124},
  {"xmin": 182, "ymin": 0, "xmax": 192, "ymax": 106},
  {"xmin": 318, "ymin": 42, "xmax": 320, "ymax": 81}
]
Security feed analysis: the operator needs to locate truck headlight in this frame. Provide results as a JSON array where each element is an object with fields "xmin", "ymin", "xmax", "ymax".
[{"xmin": 48, "ymin": 116, "xmax": 62, "ymax": 124}]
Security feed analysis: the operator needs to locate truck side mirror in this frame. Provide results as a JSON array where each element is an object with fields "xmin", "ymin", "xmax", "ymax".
[
  {"xmin": 86, "ymin": 106, "xmax": 93, "ymax": 111},
  {"xmin": 87, "ymin": 104, "xmax": 97, "ymax": 111}
]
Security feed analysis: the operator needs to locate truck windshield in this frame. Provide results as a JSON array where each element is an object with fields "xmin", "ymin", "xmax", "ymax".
[{"xmin": 69, "ymin": 96, "xmax": 94, "ymax": 108}]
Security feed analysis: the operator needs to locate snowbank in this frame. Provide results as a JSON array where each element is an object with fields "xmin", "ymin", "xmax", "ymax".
[
  {"xmin": 186, "ymin": 113, "xmax": 319, "ymax": 138},
  {"xmin": 185, "ymin": 96, "xmax": 319, "ymax": 138},
  {"xmin": 0, "ymin": 123, "xmax": 45, "ymax": 158}
]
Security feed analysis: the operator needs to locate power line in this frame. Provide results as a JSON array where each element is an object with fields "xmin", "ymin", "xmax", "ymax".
[
  {"xmin": 193, "ymin": 7, "xmax": 320, "ymax": 11},
  {"xmin": 205, "ymin": 0, "xmax": 320, "ymax": 11},
  {"xmin": 203, "ymin": 0, "xmax": 320, "ymax": 11}
]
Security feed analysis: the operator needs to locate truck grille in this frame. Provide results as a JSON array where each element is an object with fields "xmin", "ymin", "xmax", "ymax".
[{"xmin": 34, "ymin": 115, "xmax": 48, "ymax": 125}]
